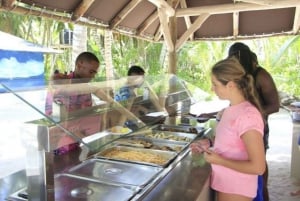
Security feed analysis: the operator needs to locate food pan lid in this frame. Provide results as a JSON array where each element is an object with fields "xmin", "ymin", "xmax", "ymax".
[
  {"xmin": 55, "ymin": 173, "xmax": 137, "ymax": 201},
  {"xmin": 67, "ymin": 158, "xmax": 162, "ymax": 187}
]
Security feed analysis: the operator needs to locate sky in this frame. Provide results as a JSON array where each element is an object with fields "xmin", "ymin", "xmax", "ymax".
[{"xmin": 0, "ymin": 51, "xmax": 44, "ymax": 78}]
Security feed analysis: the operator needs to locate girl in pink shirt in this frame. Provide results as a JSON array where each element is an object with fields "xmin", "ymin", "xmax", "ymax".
[{"xmin": 191, "ymin": 57, "xmax": 265, "ymax": 201}]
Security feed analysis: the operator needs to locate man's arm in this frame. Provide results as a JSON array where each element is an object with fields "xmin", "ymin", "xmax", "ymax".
[{"xmin": 256, "ymin": 68, "xmax": 280, "ymax": 115}]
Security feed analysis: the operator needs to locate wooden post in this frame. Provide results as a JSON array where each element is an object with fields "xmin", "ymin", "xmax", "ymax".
[{"xmin": 168, "ymin": 14, "xmax": 177, "ymax": 74}]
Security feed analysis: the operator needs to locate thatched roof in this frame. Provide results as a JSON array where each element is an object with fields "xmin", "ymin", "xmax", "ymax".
[
  {"xmin": 1, "ymin": 1, "xmax": 299, "ymax": 45},
  {"xmin": 1, "ymin": 0, "xmax": 299, "ymax": 72}
]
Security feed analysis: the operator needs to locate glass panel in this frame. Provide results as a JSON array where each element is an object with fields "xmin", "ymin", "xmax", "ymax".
[
  {"xmin": 0, "ymin": 74, "xmax": 212, "ymax": 155},
  {"xmin": 1, "ymin": 73, "xmax": 214, "ymax": 200}
]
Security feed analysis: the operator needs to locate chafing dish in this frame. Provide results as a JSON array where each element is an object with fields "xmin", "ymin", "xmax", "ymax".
[
  {"xmin": 114, "ymin": 136, "xmax": 188, "ymax": 152},
  {"xmin": 67, "ymin": 158, "xmax": 162, "ymax": 188},
  {"xmin": 143, "ymin": 130, "xmax": 197, "ymax": 143},
  {"xmin": 55, "ymin": 173, "xmax": 138, "ymax": 201},
  {"xmin": 95, "ymin": 145, "xmax": 177, "ymax": 167}
]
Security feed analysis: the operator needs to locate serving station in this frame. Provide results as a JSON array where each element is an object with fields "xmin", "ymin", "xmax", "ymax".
[{"xmin": 1, "ymin": 74, "xmax": 214, "ymax": 201}]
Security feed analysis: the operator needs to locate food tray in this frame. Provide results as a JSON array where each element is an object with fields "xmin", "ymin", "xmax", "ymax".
[
  {"xmin": 143, "ymin": 130, "xmax": 197, "ymax": 143},
  {"xmin": 114, "ymin": 136, "xmax": 188, "ymax": 152},
  {"xmin": 55, "ymin": 173, "xmax": 137, "ymax": 201},
  {"xmin": 95, "ymin": 145, "xmax": 177, "ymax": 167},
  {"xmin": 67, "ymin": 158, "xmax": 162, "ymax": 188},
  {"xmin": 152, "ymin": 124, "xmax": 205, "ymax": 135}
]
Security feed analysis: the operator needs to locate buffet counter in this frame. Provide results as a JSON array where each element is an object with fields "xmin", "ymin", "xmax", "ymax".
[
  {"xmin": 6, "ymin": 125, "xmax": 213, "ymax": 201},
  {"xmin": 136, "ymin": 151, "xmax": 212, "ymax": 201},
  {"xmin": 51, "ymin": 127, "xmax": 213, "ymax": 201},
  {"xmin": 51, "ymin": 121, "xmax": 213, "ymax": 201},
  {"xmin": 1, "ymin": 74, "xmax": 214, "ymax": 201}
]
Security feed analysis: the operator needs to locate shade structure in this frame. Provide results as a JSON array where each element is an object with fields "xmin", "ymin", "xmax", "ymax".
[{"xmin": 1, "ymin": 0, "xmax": 299, "ymax": 72}]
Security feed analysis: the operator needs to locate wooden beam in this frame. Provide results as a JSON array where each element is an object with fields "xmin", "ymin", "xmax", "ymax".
[
  {"xmin": 175, "ymin": 13, "xmax": 210, "ymax": 50},
  {"xmin": 147, "ymin": 0, "xmax": 175, "ymax": 16},
  {"xmin": 293, "ymin": 6, "xmax": 300, "ymax": 34},
  {"xmin": 176, "ymin": 0, "xmax": 300, "ymax": 17},
  {"xmin": 0, "ymin": 5, "xmax": 156, "ymax": 43},
  {"xmin": 157, "ymin": 8, "xmax": 174, "ymax": 51},
  {"xmin": 180, "ymin": 0, "xmax": 193, "ymax": 41},
  {"xmin": 168, "ymin": 14, "xmax": 177, "ymax": 74},
  {"xmin": 71, "ymin": 0, "xmax": 95, "ymax": 21},
  {"xmin": 233, "ymin": 12, "xmax": 239, "ymax": 39},
  {"xmin": 154, "ymin": 24, "xmax": 163, "ymax": 41},
  {"xmin": 110, "ymin": 0, "xmax": 143, "ymax": 29},
  {"xmin": 136, "ymin": 10, "xmax": 158, "ymax": 36},
  {"xmin": 1, "ymin": 0, "xmax": 16, "ymax": 8},
  {"xmin": 151, "ymin": 0, "xmax": 178, "ymax": 42},
  {"xmin": 236, "ymin": 0, "xmax": 271, "ymax": 6}
]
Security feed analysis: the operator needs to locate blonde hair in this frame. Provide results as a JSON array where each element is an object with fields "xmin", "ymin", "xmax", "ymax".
[{"xmin": 212, "ymin": 57, "xmax": 264, "ymax": 115}]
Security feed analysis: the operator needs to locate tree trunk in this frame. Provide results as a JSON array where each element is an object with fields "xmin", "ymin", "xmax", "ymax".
[
  {"xmin": 104, "ymin": 30, "xmax": 114, "ymax": 79},
  {"xmin": 72, "ymin": 24, "xmax": 87, "ymax": 71}
]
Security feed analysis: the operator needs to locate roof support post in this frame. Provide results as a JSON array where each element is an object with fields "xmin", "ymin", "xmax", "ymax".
[{"xmin": 168, "ymin": 14, "xmax": 177, "ymax": 74}]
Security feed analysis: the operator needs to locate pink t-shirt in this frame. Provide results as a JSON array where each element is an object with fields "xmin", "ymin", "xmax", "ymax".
[{"xmin": 211, "ymin": 101, "xmax": 264, "ymax": 198}]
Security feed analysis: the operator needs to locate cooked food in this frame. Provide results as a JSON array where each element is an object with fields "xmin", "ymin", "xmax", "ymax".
[
  {"xmin": 116, "ymin": 139, "xmax": 183, "ymax": 152},
  {"xmin": 110, "ymin": 126, "xmax": 131, "ymax": 134},
  {"xmin": 101, "ymin": 149, "xmax": 167, "ymax": 165},
  {"xmin": 158, "ymin": 126, "xmax": 198, "ymax": 134},
  {"xmin": 145, "ymin": 132, "xmax": 192, "ymax": 142}
]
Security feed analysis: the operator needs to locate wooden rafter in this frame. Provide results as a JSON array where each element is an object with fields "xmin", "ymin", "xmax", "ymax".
[
  {"xmin": 236, "ymin": 0, "xmax": 272, "ymax": 6},
  {"xmin": 180, "ymin": 0, "xmax": 193, "ymax": 41},
  {"xmin": 157, "ymin": 8, "xmax": 174, "ymax": 51},
  {"xmin": 71, "ymin": 0, "xmax": 95, "ymax": 21},
  {"xmin": 176, "ymin": 0, "xmax": 300, "ymax": 17},
  {"xmin": 110, "ymin": 0, "xmax": 143, "ymax": 29},
  {"xmin": 154, "ymin": 24, "xmax": 163, "ymax": 41},
  {"xmin": 147, "ymin": 0, "xmax": 175, "ymax": 17},
  {"xmin": 293, "ymin": 6, "xmax": 300, "ymax": 34},
  {"xmin": 175, "ymin": 13, "xmax": 210, "ymax": 50},
  {"xmin": 233, "ymin": 12, "xmax": 239, "ymax": 39},
  {"xmin": 136, "ymin": 11, "xmax": 159, "ymax": 36},
  {"xmin": 0, "ymin": 0, "xmax": 299, "ymax": 44},
  {"xmin": 152, "ymin": 0, "xmax": 180, "ymax": 41}
]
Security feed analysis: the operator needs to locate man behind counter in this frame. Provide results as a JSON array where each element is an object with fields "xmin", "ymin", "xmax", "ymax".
[
  {"xmin": 45, "ymin": 51, "xmax": 104, "ymax": 155},
  {"xmin": 114, "ymin": 65, "xmax": 146, "ymax": 130},
  {"xmin": 114, "ymin": 65, "xmax": 145, "ymax": 102}
]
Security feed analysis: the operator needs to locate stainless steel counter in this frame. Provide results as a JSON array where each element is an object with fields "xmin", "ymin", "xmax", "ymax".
[
  {"xmin": 135, "ymin": 151, "xmax": 212, "ymax": 201},
  {"xmin": 1, "ymin": 143, "xmax": 213, "ymax": 201},
  {"xmin": 4, "ymin": 118, "xmax": 213, "ymax": 201}
]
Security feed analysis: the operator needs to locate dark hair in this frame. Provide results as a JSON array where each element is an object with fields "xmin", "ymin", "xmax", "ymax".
[
  {"xmin": 212, "ymin": 57, "xmax": 263, "ymax": 115},
  {"xmin": 228, "ymin": 42, "xmax": 254, "ymax": 75},
  {"xmin": 127, "ymin": 65, "xmax": 145, "ymax": 76},
  {"xmin": 251, "ymin": 51, "xmax": 258, "ymax": 66},
  {"xmin": 75, "ymin": 51, "xmax": 99, "ymax": 64}
]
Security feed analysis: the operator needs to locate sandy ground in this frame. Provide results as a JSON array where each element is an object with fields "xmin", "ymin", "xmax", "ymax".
[{"xmin": 267, "ymin": 109, "xmax": 300, "ymax": 201}]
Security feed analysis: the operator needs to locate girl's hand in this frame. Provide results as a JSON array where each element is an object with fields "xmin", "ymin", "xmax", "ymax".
[
  {"xmin": 190, "ymin": 139, "xmax": 211, "ymax": 154},
  {"xmin": 203, "ymin": 149, "xmax": 223, "ymax": 165}
]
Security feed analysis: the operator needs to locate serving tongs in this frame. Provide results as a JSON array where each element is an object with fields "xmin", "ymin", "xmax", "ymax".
[{"xmin": 183, "ymin": 113, "xmax": 216, "ymax": 123}]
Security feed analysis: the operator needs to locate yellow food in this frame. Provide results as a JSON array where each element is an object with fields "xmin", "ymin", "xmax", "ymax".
[
  {"xmin": 102, "ymin": 149, "xmax": 166, "ymax": 165},
  {"xmin": 110, "ymin": 126, "xmax": 130, "ymax": 134}
]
